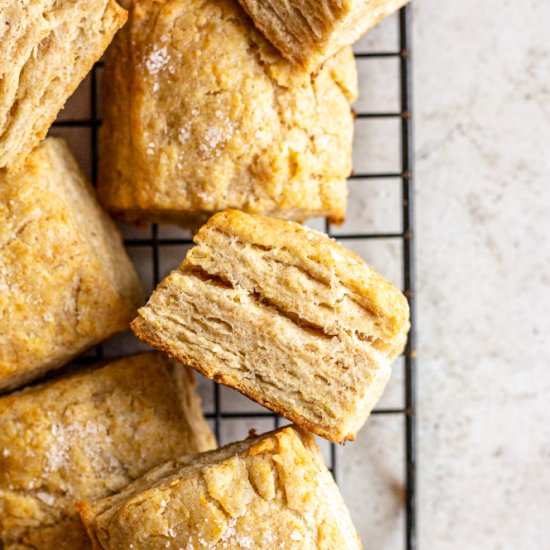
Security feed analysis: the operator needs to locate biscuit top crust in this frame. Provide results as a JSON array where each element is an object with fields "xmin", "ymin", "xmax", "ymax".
[
  {"xmin": 79, "ymin": 426, "xmax": 362, "ymax": 549},
  {"xmin": 0, "ymin": 0, "xmax": 127, "ymax": 168},
  {"xmin": 99, "ymin": 0, "xmax": 357, "ymax": 224},
  {"xmin": 0, "ymin": 138, "xmax": 143, "ymax": 388}
]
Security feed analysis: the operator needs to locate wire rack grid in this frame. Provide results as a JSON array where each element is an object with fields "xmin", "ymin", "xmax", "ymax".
[{"xmin": 50, "ymin": 5, "xmax": 416, "ymax": 548}]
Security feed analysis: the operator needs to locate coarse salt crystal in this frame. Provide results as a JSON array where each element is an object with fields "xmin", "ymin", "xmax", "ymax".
[
  {"xmin": 239, "ymin": 536, "xmax": 253, "ymax": 548},
  {"xmin": 145, "ymin": 46, "xmax": 170, "ymax": 75},
  {"xmin": 204, "ymin": 126, "xmax": 224, "ymax": 148},
  {"xmin": 178, "ymin": 127, "xmax": 191, "ymax": 143},
  {"xmin": 36, "ymin": 492, "xmax": 55, "ymax": 506}
]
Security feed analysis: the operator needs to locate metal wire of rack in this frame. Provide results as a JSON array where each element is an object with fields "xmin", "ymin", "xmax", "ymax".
[{"xmin": 51, "ymin": 4, "xmax": 416, "ymax": 548}]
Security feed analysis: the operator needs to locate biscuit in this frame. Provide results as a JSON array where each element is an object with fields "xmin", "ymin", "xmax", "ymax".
[
  {"xmin": 0, "ymin": 137, "xmax": 144, "ymax": 391},
  {"xmin": 0, "ymin": 352, "xmax": 215, "ymax": 549},
  {"xmin": 132, "ymin": 210, "xmax": 410, "ymax": 442},
  {"xmin": 238, "ymin": 0, "xmax": 409, "ymax": 71},
  {"xmin": 78, "ymin": 425, "xmax": 362, "ymax": 549},
  {"xmin": 0, "ymin": 0, "xmax": 127, "ymax": 168},
  {"xmin": 98, "ymin": 0, "xmax": 357, "ymax": 227}
]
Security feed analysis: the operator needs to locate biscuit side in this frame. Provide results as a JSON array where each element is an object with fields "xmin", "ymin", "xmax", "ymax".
[
  {"xmin": 187, "ymin": 211, "xmax": 408, "ymax": 356},
  {"xmin": 194, "ymin": 210, "xmax": 410, "ymax": 343},
  {"xmin": 237, "ymin": 0, "xmax": 408, "ymax": 70},
  {"xmin": 132, "ymin": 269, "xmax": 391, "ymax": 442}
]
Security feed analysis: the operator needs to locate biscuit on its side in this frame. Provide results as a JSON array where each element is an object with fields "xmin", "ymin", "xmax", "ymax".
[
  {"xmin": 99, "ymin": 0, "xmax": 357, "ymax": 227},
  {"xmin": 0, "ymin": 0, "xmax": 127, "ymax": 168},
  {"xmin": 132, "ymin": 210, "xmax": 410, "ymax": 442},
  {"xmin": 0, "ymin": 352, "xmax": 215, "ymax": 549},
  {"xmin": 238, "ymin": 0, "xmax": 409, "ymax": 71},
  {"xmin": 78, "ymin": 426, "xmax": 362, "ymax": 549},
  {"xmin": 0, "ymin": 137, "xmax": 144, "ymax": 391}
]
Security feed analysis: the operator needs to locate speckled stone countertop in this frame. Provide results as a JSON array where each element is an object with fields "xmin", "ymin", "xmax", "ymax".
[{"xmin": 415, "ymin": 0, "xmax": 549, "ymax": 547}]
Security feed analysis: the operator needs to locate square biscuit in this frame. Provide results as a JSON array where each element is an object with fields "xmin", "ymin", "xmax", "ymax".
[
  {"xmin": 79, "ymin": 426, "xmax": 362, "ymax": 549},
  {"xmin": 0, "ymin": 352, "xmax": 215, "ymax": 549},
  {"xmin": 98, "ymin": 0, "xmax": 357, "ymax": 227},
  {"xmin": 238, "ymin": 0, "xmax": 409, "ymax": 71},
  {"xmin": 0, "ymin": 0, "xmax": 127, "ymax": 168},
  {"xmin": 0, "ymin": 137, "xmax": 143, "ymax": 391},
  {"xmin": 132, "ymin": 210, "xmax": 410, "ymax": 442}
]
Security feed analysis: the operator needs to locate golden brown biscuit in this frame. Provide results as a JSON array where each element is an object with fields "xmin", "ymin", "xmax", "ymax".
[
  {"xmin": 0, "ymin": 137, "xmax": 144, "ymax": 391},
  {"xmin": 0, "ymin": 0, "xmax": 127, "ymax": 168},
  {"xmin": 0, "ymin": 352, "xmax": 215, "ymax": 549},
  {"xmin": 132, "ymin": 210, "xmax": 410, "ymax": 442},
  {"xmin": 238, "ymin": 0, "xmax": 409, "ymax": 71},
  {"xmin": 98, "ymin": 0, "xmax": 357, "ymax": 227},
  {"xmin": 79, "ymin": 426, "xmax": 362, "ymax": 549}
]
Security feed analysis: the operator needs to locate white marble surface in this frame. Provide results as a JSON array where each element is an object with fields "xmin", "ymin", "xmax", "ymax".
[
  {"xmin": 415, "ymin": 0, "xmax": 550, "ymax": 548},
  {"xmin": 48, "ymin": 1, "xmax": 550, "ymax": 547}
]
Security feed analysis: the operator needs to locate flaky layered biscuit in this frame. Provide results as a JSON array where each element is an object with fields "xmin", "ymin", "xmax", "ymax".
[
  {"xmin": 238, "ymin": 0, "xmax": 409, "ymax": 71},
  {"xmin": 0, "ymin": 0, "xmax": 127, "ymax": 168},
  {"xmin": 0, "ymin": 138, "xmax": 144, "ymax": 391},
  {"xmin": 79, "ymin": 426, "xmax": 362, "ymax": 549},
  {"xmin": 0, "ymin": 352, "xmax": 215, "ymax": 549},
  {"xmin": 132, "ymin": 210, "xmax": 410, "ymax": 442},
  {"xmin": 98, "ymin": 0, "xmax": 357, "ymax": 227}
]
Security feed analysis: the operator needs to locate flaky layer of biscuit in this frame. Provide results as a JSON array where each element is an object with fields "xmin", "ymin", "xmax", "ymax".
[{"xmin": 238, "ymin": 0, "xmax": 408, "ymax": 71}]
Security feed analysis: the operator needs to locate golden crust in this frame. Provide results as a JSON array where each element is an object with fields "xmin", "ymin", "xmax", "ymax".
[
  {"xmin": 78, "ymin": 426, "xmax": 362, "ymax": 549},
  {"xmin": 0, "ymin": 0, "xmax": 127, "ymax": 169},
  {"xmin": 0, "ymin": 352, "xmax": 215, "ymax": 548},
  {"xmin": 0, "ymin": 138, "xmax": 144, "ymax": 391},
  {"xmin": 132, "ymin": 210, "xmax": 409, "ymax": 442},
  {"xmin": 238, "ymin": 0, "xmax": 409, "ymax": 71},
  {"xmin": 98, "ymin": 0, "xmax": 357, "ymax": 227}
]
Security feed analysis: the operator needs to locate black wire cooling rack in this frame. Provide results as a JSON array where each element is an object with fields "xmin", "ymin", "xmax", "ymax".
[{"xmin": 50, "ymin": 5, "xmax": 417, "ymax": 548}]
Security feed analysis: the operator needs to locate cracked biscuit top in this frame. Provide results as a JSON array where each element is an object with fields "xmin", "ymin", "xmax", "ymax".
[
  {"xmin": 98, "ymin": 0, "xmax": 357, "ymax": 227},
  {"xmin": 132, "ymin": 210, "xmax": 410, "ymax": 442},
  {"xmin": 0, "ymin": 352, "xmax": 216, "ymax": 549},
  {"xmin": 0, "ymin": 138, "xmax": 144, "ymax": 391},
  {"xmin": 79, "ymin": 425, "xmax": 362, "ymax": 549}
]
